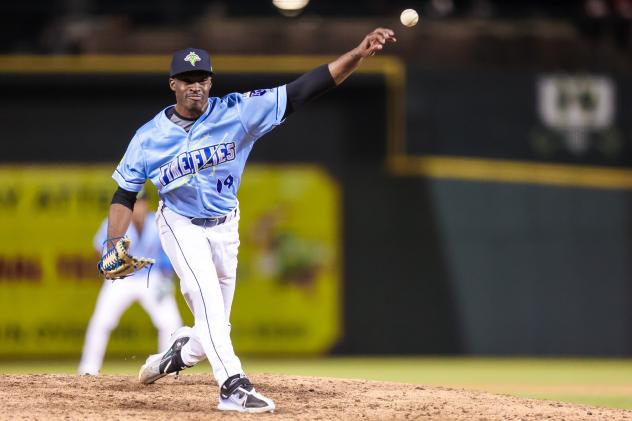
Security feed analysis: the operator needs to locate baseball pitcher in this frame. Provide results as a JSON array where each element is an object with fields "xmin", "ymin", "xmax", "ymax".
[{"xmin": 99, "ymin": 28, "xmax": 396, "ymax": 413}]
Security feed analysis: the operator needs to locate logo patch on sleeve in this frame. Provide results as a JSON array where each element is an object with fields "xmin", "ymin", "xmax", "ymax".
[{"xmin": 244, "ymin": 89, "xmax": 267, "ymax": 98}]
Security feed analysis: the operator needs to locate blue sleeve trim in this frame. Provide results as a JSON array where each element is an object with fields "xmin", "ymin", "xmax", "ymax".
[{"xmin": 112, "ymin": 171, "xmax": 144, "ymax": 193}]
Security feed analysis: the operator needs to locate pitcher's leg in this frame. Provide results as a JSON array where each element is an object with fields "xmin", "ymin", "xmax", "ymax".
[
  {"xmin": 177, "ymin": 290, "xmax": 207, "ymax": 365},
  {"xmin": 157, "ymin": 206, "xmax": 243, "ymax": 385},
  {"xmin": 208, "ymin": 214, "xmax": 240, "ymax": 324}
]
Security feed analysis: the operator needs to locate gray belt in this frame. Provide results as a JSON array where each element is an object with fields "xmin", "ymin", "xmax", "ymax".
[{"xmin": 190, "ymin": 208, "xmax": 237, "ymax": 228}]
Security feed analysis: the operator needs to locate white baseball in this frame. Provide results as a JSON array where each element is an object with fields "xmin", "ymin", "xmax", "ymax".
[{"xmin": 400, "ymin": 9, "xmax": 419, "ymax": 27}]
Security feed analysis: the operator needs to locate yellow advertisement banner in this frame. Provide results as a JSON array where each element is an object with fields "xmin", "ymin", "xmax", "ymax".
[{"xmin": 0, "ymin": 165, "xmax": 340, "ymax": 357}]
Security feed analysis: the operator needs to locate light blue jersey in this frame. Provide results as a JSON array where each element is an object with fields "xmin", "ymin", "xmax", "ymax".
[
  {"xmin": 113, "ymin": 86, "xmax": 288, "ymax": 218},
  {"xmin": 94, "ymin": 213, "xmax": 171, "ymax": 271}
]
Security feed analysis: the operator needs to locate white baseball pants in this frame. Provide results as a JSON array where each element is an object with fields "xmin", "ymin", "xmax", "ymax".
[
  {"xmin": 78, "ymin": 272, "xmax": 182, "ymax": 375},
  {"xmin": 156, "ymin": 203, "xmax": 243, "ymax": 386}
]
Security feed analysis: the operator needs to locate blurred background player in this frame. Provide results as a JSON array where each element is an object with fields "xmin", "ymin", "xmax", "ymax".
[{"xmin": 78, "ymin": 189, "xmax": 182, "ymax": 375}]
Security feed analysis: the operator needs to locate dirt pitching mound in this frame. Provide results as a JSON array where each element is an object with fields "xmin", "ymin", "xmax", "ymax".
[{"xmin": 2, "ymin": 374, "xmax": 630, "ymax": 420}]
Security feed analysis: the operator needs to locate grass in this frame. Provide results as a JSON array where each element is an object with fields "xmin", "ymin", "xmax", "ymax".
[{"xmin": 2, "ymin": 357, "xmax": 631, "ymax": 410}]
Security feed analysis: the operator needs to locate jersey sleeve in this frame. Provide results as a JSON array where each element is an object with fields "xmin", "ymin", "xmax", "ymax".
[
  {"xmin": 238, "ymin": 85, "xmax": 287, "ymax": 138},
  {"xmin": 112, "ymin": 134, "xmax": 147, "ymax": 192}
]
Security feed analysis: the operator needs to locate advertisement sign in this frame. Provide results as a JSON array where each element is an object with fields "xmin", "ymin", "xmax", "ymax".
[{"xmin": 0, "ymin": 165, "xmax": 340, "ymax": 357}]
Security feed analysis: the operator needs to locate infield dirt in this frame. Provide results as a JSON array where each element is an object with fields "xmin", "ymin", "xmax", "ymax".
[{"xmin": 2, "ymin": 374, "xmax": 631, "ymax": 420}]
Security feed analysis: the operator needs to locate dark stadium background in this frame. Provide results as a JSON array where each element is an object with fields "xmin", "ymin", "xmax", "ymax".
[{"xmin": 2, "ymin": 0, "xmax": 632, "ymax": 358}]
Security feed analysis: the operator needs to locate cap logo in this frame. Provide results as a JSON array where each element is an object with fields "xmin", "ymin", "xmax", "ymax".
[{"xmin": 184, "ymin": 51, "xmax": 201, "ymax": 67}]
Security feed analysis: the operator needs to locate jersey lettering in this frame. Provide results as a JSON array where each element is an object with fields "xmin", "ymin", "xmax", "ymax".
[
  {"xmin": 159, "ymin": 142, "xmax": 237, "ymax": 186},
  {"xmin": 114, "ymin": 87, "xmax": 287, "ymax": 216}
]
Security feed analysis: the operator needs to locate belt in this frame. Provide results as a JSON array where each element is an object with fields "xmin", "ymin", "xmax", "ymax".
[{"xmin": 190, "ymin": 208, "xmax": 238, "ymax": 228}]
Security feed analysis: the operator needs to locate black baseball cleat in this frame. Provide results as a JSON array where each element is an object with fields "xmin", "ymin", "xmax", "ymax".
[
  {"xmin": 217, "ymin": 374, "xmax": 276, "ymax": 413},
  {"xmin": 138, "ymin": 326, "xmax": 193, "ymax": 384}
]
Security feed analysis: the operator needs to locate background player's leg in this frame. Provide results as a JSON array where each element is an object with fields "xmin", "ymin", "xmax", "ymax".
[
  {"xmin": 208, "ymin": 211, "xmax": 240, "ymax": 326},
  {"xmin": 157, "ymin": 206, "xmax": 243, "ymax": 386},
  {"xmin": 78, "ymin": 280, "xmax": 136, "ymax": 374},
  {"xmin": 138, "ymin": 272, "xmax": 183, "ymax": 351}
]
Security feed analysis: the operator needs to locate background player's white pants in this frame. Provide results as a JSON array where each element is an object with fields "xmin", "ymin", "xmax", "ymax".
[
  {"xmin": 157, "ymin": 204, "xmax": 242, "ymax": 386},
  {"xmin": 78, "ymin": 272, "xmax": 182, "ymax": 375}
]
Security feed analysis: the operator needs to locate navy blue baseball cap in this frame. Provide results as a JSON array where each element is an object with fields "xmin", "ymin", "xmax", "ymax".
[{"xmin": 170, "ymin": 48, "xmax": 214, "ymax": 77}]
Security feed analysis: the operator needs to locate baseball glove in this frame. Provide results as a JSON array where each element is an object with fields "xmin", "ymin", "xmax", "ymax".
[{"xmin": 97, "ymin": 236, "xmax": 155, "ymax": 280}]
